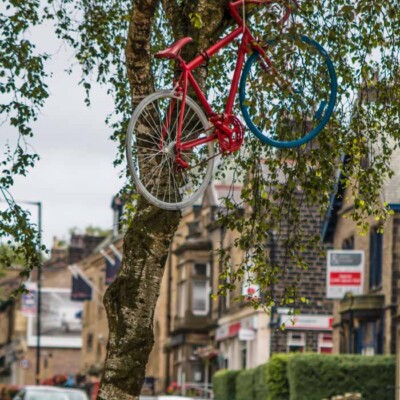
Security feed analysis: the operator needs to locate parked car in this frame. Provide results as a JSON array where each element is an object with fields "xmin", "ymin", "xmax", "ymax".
[{"xmin": 13, "ymin": 386, "xmax": 89, "ymax": 400}]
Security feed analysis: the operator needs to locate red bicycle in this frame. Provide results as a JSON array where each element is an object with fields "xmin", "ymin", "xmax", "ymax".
[{"xmin": 126, "ymin": 0, "xmax": 337, "ymax": 210}]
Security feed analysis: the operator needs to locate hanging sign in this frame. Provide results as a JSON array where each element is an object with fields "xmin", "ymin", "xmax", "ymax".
[{"xmin": 326, "ymin": 250, "xmax": 364, "ymax": 299}]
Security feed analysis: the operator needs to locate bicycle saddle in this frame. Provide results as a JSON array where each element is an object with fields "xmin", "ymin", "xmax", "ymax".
[{"xmin": 155, "ymin": 37, "xmax": 193, "ymax": 59}]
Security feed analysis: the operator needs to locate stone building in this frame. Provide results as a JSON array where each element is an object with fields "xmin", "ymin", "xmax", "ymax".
[
  {"xmin": 269, "ymin": 201, "xmax": 334, "ymax": 355},
  {"xmin": 162, "ymin": 177, "xmax": 334, "ymax": 394},
  {"xmin": 78, "ymin": 235, "xmax": 169, "ymax": 395},
  {"xmin": 0, "ymin": 233, "xmax": 105, "ymax": 386},
  {"xmin": 322, "ymin": 150, "xmax": 400, "ymax": 357},
  {"xmin": 76, "ymin": 178, "xmax": 335, "ymax": 396},
  {"xmin": 0, "ymin": 270, "xmax": 22, "ymax": 384}
]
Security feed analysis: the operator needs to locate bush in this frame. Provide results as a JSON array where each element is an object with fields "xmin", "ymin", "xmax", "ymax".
[
  {"xmin": 213, "ymin": 369, "xmax": 241, "ymax": 400},
  {"xmin": 266, "ymin": 354, "xmax": 291, "ymax": 400},
  {"xmin": 236, "ymin": 368, "xmax": 255, "ymax": 400},
  {"xmin": 254, "ymin": 363, "xmax": 269, "ymax": 400},
  {"xmin": 287, "ymin": 354, "xmax": 395, "ymax": 400}
]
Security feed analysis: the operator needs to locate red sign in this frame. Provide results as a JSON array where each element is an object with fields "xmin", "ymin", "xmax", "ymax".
[
  {"xmin": 330, "ymin": 272, "xmax": 361, "ymax": 286},
  {"xmin": 229, "ymin": 322, "xmax": 241, "ymax": 337}
]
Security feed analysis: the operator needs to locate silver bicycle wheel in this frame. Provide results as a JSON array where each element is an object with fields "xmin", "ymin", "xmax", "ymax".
[{"xmin": 126, "ymin": 90, "xmax": 215, "ymax": 210}]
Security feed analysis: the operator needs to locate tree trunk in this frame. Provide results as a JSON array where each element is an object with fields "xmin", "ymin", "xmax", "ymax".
[{"xmin": 99, "ymin": 1, "xmax": 230, "ymax": 398}]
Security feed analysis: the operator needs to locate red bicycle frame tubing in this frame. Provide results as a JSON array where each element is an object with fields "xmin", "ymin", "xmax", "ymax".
[{"xmin": 174, "ymin": 0, "xmax": 292, "ymax": 152}]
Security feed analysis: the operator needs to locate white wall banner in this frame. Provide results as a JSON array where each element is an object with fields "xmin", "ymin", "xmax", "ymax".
[
  {"xmin": 326, "ymin": 250, "xmax": 364, "ymax": 299},
  {"xmin": 27, "ymin": 287, "xmax": 83, "ymax": 348}
]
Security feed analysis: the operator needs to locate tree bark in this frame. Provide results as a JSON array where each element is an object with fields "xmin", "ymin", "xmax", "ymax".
[{"xmin": 99, "ymin": 1, "xmax": 231, "ymax": 398}]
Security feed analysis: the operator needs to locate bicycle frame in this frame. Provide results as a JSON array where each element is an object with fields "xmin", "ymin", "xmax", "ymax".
[{"xmin": 166, "ymin": 0, "xmax": 296, "ymax": 159}]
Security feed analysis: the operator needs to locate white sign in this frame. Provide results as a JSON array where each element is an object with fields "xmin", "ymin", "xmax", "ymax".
[
  {"xmin": 242, "ymin": 283, "xmax": 260, "ymax": 299},
  {"xmin": 27, "ymin": 287, "xmax": 83, "ymax": 348},
  {"xmin": 326, "ymin": 250, "xmax": 364, "ymax": 299},
  {"xmin": 21, "ymin": 283, "xmax": 37, "ymax": 317},
  {"xmin": 288, "ymin": 315, "xmax": 333, "ymax": 331},
  {"xmin": 278, "ymin": 309, "xmax": 333, "ymax": 331},
  {"xmin": 238, "ymin": 328, "xmax": 255, "ymax": 341}
]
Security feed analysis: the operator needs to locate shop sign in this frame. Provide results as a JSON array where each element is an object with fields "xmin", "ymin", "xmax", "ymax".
[
  {"xmin": 284, "ymin": 314, "xmax": 333, "ymax": 331},
  {"xmin": 216, "ymin": 322, "xmax": 241, "ymax": 341},
  {"xmin": 278, "ymin": 309, "xmax": 333, "ymax": 331},
  {"xmin": 229, "ymin": 322, "xmax": 241, "ymax": 337},
  {"xmin": 327, "ymin": 250, "xmax": 364, "ymax": 299},
  {"xmin": 216, "ymin": 325, "xmax": 229, "ymax": 341},
  {"xmin": 238, "ymin": 328, "xmax": 255, "ymax": 341}
]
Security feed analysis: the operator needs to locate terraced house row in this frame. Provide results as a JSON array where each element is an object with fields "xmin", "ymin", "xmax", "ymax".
[{"xmin": 2, "ymin": 149, "xmax": 400, "ymax": 399}]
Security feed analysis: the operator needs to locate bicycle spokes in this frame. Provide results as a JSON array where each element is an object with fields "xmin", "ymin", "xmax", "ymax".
[
  {"xmin": 244, "ymin": 35, "xmax": 334, "ymax": 145},
  {"xmin": 126, "ymin": 92, "xmax": 214, "ymax": 209}
]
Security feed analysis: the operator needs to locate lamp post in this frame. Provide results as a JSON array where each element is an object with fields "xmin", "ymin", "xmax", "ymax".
[
  {"xmin": 35, "ymin": 202, "xmax": 42, "ymax": 385},
  {"xmin": 21, "ymin": 201, "xmax": 42, "ymax": 385},
  {"xmin": 0, "ymin": 199, "xmax": 42, "ymax": 384}
]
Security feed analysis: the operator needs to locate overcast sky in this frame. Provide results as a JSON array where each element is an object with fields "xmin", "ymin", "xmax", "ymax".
[{"xmin": 2, "ymin": 23, "xmax": 122, "ymax": 249}]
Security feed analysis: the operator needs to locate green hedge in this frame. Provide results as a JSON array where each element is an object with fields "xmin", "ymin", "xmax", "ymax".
[
  {"xmin": 287, "ymin": 354, "xmax": 396, "ymax": 400},
  {"xmin": 254, "ymin": 363, "xmax": 269, "ymax": 400},
  {"xmin": 213, "ymin": 369, "xmax": 240, "ymax": 400},
  {"xmin": 236, "ymin": 368, "xmax": 255, "ymax": 400},
  {"xmin": 266, "ymin": 354, "xmax": 291, "ymax": 400}
]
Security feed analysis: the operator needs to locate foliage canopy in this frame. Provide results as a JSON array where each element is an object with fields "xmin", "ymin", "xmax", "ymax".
[{"xmin": 1, "ymin": 0, "xmax": 400, "ymax": 306}]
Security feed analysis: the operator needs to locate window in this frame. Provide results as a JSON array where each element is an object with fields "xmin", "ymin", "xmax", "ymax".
[
  {"xmin": 318, "ymin": 333, "xmax": 333, "ymax": 354},
  {"xmin": 356, "ymin": 320, "xmax": 382, "ymax": 355},
  {"xmin": 342, "ymin": 235, "xmax": 354, "ymax": 250},
  {"xmin": 192, "ymin": 263, "xmax": 210, "ymax": 316},
  {"xmin": 240, "ymin": 340, "xmax": 247, "ymax": 369},
  {"xmin": 369, "ymin": 227, "xmax": 382, "ymax": 289},
  {"xmin": 177, "ymin": 281, "xmax": 186, "ymax": 318},
  {"xmin": 177, "ymin": 265, "xmax": 187, "ymax": 318},
  {"xmin": 287, "ymin": 332, "xmax": 305, "ymax": 353},
  {"xmin": 192, "ymin": 281, "xmax": 208, "ymax": 315},
  {"xmin": 194, "ymin": 263, "xmax": 208, "ymax": 277},
  {"xmin": 190, "ymin": 363, "xmax": 204, "ymax": 383},
  {"xmin": 86, "ymin": 333, "xmax": 93, "ymax": 351}
]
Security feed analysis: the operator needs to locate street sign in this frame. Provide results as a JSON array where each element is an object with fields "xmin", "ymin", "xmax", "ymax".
[
  {"xmin": 238, "ymin": 328, "xmax": 255, "ymax": 341},
  {"xmin": 326, "ymin": 250, "xmax": 364, "ymax": 299},
  {"xmin": 21, "ymin": 282, "xmax": 37, "ymax": 316}
]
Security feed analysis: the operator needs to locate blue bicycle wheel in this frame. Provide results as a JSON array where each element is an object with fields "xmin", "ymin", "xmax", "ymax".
[{"xmin": 239, "ymin": 34, "xmax": 337, "ymax": 148}]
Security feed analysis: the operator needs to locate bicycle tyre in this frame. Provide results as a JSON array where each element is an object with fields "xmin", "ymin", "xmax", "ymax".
[
  {"xmin": 239, "ymin": 34, "xmax": 337, "ymax": 148},
  {"xmin": 126, "ymin": 90, "xmax": 214, "ymax": 210}
]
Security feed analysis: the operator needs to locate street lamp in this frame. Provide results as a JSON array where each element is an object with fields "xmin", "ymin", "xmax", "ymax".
[
  {"xmin": 28, "ymin": 202, "xmax": 42, "ymax": 386},
  {"xmin": 0, "ymin": 199, "xmax": 42, "ymax": 384},
  {"xmin": 17, "ymin": 201, "xmax": 42, "ymax": 385}
]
